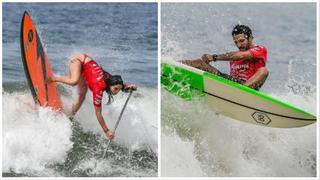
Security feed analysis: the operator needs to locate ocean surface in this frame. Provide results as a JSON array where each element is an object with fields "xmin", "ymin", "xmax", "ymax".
[
  {"xmin": 161, "ymin": 3, "xmax": 317, "ymax": 177},
  {"xmin": 3, "ymin": 3, "xmax": 158, "ymax": 177}
]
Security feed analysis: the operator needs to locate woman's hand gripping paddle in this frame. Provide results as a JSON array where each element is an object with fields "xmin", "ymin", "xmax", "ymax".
[{"xmin": 103, "ymin": 90, "xmax": 133, "ymax": 158}]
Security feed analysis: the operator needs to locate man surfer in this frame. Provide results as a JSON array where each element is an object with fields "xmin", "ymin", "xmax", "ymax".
[
  {"xmin": 182, "ymin": 24, "xmax": 269, "ymax": 90},
  {"xmin": 47, "ymin": 53, "xmax": 137, "ymax": 140}
]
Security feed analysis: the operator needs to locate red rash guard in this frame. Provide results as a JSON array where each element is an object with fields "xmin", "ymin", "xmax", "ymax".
[
  {"xmin": 229, "ymin": 45, "xmax": 267, "ymax": 81},
  {"xmin": 81, "ymin": 60, "xmax": 107, "ymax": 108}
]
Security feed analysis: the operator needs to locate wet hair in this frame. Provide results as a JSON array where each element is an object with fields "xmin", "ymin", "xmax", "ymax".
[
  {"xmin": 232, "ymin": 24, "xmax": 253, "ymax": 39},
  {"xmin": 103, "ymin": 71, "xmax": 124, "ymax": 105}
]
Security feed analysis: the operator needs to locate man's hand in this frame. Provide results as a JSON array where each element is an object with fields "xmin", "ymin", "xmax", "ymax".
[
  {"xmin": 201, "ymin": 54, "xmax": 214, "ymax": 63},
  {"xmin": 105, "ymin": 130, "xmax": 114, "ymax": 140}
]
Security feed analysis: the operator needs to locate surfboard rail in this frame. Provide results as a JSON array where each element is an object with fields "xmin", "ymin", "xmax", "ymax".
[
  {"xmin": 20, "ymin": 11, "xmax": 63, "ymax": 111},
  {"xmin": 161, "ymin": 60, "xmax": 316, "ymax": 128}
]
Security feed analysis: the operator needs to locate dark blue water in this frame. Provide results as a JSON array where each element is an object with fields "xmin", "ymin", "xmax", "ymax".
[
  {"xmin": 3, "ymin": 3, "xmax": 157, "ymax": 86},
  {"xmin": 3, "ymin": 3, "xmax": 158, "ymax": 177}
]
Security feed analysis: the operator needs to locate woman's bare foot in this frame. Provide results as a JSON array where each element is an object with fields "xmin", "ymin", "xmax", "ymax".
[{"xmin": 45, "ymin": 76, "xmax": 55, "ymax": 84}]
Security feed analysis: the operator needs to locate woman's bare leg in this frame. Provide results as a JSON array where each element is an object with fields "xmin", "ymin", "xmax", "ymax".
[
  {"xmin": 50, "ymin": 59, "xmax": 82, "ymax": 86},
  {"xmin": 71, "ymin": 77, "xmax": 88, "ymax": 114},
  {"xmin": 181, "ymin": 59, "xmax": 219, "ymax": 74}
]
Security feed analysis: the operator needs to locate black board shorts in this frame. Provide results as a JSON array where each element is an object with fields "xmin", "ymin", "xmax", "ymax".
[
  {"xmin": 216, "ymin": 71, "xmax": 245, "ymax": 84},
  {"xmin": 216, "ymin": 71, "xmax": 261, "ymax": 91}
]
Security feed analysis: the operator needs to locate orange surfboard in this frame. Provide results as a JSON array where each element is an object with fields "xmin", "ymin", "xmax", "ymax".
[{"xmin": 20, "ymin": 11, "xmax": 63, "ymax": 111}]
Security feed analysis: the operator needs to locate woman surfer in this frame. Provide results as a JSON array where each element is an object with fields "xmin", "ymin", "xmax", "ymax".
[{"xmin": 47, "ymin": 53, "xmax": 137, "ymax": 139}]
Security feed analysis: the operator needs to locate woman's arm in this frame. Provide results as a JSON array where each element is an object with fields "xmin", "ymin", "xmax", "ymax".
[
  {"xmin": 94, "ymin": 106, "xmax": 114, "ymax": 140},
  {"xmin": 123, "ymin": 83, "xmax": 137, "ymax": 91}
]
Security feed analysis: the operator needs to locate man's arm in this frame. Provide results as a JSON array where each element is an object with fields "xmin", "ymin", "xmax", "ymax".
[
  {"xmin": 94, "ymin": 106, "xmax": 114, "ymax": 139},
  {"xmin": 202, "ymin": 50, "xmax": 253, "ymax": 63},
  {"xmin": 217, "ymin": 51, "xmax": 253, "ymax": 61}
]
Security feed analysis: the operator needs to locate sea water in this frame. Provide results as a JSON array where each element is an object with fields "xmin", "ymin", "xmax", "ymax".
[
  {"xmin": 161, "ymin": 3, "xmax": 316, "ymax": 177},
  {"xmin": 3, "ymin": 3, "xmax": 158, "ymax": 177}
]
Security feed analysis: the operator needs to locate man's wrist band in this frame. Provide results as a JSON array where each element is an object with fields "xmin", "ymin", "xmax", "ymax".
[{"xmin": 212, "ymin": 54, "xmax": 218, "ymax": 62}]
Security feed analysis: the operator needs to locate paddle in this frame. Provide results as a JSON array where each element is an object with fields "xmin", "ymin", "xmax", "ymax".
[{"xmin": 103, "ymin": 90, "xmax": 133, "ymax": 158}]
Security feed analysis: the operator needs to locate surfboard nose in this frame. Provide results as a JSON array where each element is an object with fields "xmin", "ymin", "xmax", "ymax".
[
  {"xmin": 20, "ymin": 11, "xmax": 63, "ymax": 111},
  {"xmin": 161, "ymin": 61, "xmax": 316, "ymax": 128}
]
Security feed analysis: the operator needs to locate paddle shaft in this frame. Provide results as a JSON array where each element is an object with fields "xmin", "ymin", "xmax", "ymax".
[{"xmin": 103, "ymin": 91, "xmax": 133, "ymax": 158}]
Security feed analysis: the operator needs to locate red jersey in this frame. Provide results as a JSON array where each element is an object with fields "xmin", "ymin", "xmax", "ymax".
[
  {"xmin": 229, "ymin": 45, "xmax": 267, "ymax": 81},
  {"xmin": 81, "ymin": 60, "xmax": 107, "ymax": 107}
]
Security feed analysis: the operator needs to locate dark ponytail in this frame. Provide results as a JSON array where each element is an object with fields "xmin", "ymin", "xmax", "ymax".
[{"xmin": 103, "ymin": 71, "xmax": 124, "ymax": 105}]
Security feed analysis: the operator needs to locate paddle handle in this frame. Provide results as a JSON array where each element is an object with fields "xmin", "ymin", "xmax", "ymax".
[
  {"xmin": 103, "ymin": 91, "xmax": 133, "ymax": 158},
  {"xmin": 113, "ymin": 91, "xmax": 133, "ymax": 132},
  {"xmin": 103, "ymin": 139, "xmax": 112, "ymax": 157}
]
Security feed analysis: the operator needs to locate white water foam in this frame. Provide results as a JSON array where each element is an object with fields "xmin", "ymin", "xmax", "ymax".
[
  {"xmin": 161, "ymin": 132, "xmax": 206, "ymax": 177},
  {"xmin": 71, "ymin": 157, "xmax": 155, "ymax": 177},
  {"xmin": 3, "ymin": 86, "xmax": 158, "ymax": 176},
  {"xmin": 161, "ymin": 3, "xmax": 316, "ymax": 175},
  {"xmin": 64, "ymin": 86, "xmax": 158, "ymax": 153},
  {"xmin": 2, "ymin": 92, "xmax": 73, "ymax": 175},
  {"xmin": 161, "ymin": 88, "xmax": 316, "ymax": 177}
]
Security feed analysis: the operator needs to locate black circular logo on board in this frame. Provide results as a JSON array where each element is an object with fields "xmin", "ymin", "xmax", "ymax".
[
  {"xmin": 251, "ymin": 111, "xmax": 272, "ymax": 125},
  {"xmin": 28, "ymin": 30, "xmax": 33, "ymax": 42}
]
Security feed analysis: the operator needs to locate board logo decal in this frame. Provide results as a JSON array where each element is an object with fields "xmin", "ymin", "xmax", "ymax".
[
  {"xmin": 28, "ymin": 30, "xmax": 33, "ymax": 42},
  {"xmin": 25, "ymin": 30, "xmax": 34, "ymax": 52},
  {"xmin": 252, "ymin": 111, "xmax": 272, "ymax": 125}
]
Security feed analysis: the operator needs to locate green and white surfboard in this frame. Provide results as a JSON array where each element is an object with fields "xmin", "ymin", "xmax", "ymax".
[{"xmin": 161, "ymin": 60, "xmax": 316, "ymax": 128}]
